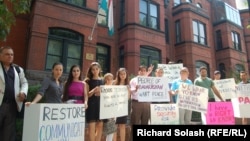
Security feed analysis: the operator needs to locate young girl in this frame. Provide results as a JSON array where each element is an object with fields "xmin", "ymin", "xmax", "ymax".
[
  {"xmin": 102, "ymin": 73, "xmax": 116, "ymax": 141},
  {"xmin": 113, "ymin": 68, "xmax": 131, "ymax": 141},
  {"xmin": 84, "ymin": 62, "xmax": 104, "ymax": 141},
  {"xmin": 62, "ymin": 65, "xmax": 88, "ymax": 109},
  {"xmin": 26, "ymin": 62, "xmax": 64, "ymax": 105}
]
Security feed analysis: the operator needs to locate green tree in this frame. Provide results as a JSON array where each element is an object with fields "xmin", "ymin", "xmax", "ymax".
[{"xmin": 0, "ymin": 0, "xmax": 31, "ymax": 41}]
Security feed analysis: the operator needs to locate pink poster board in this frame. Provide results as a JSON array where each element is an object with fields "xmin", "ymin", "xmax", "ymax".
[{"xmin": 205, "ymin": 102, "xmax": 235, "ymax": 125}]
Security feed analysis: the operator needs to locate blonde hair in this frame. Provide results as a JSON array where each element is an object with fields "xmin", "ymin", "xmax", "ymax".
[{"xmin": 103, "ymin": 73, "xmax": 113, "ymax": 84}]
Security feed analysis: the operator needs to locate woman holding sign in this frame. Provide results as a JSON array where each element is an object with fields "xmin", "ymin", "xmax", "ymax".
[
  {"xmin": 113, "ymin": 68, "xmax": 131, "ymax": 141},
  {"xmin": 25, "ymin": 62, "xmax": 64, "ymax": 105},
  {"xmin": 84, "ymin": 62, "xmax": 104, "ymax": 141}
]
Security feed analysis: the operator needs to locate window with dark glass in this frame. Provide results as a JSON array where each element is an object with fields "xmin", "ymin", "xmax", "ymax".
[
  {"xmin": 119, "ymin": 47, "xmax": 124, "ymax": 67},
  {"xmin": 58, "ymin": 0, "xmax": 86, "ymax": 7},
  {"xmin": 98, "ymin": 0, "xmax": 107, "ymax": 25},
  {"xmin": 216, "ymin": 30, "xmax": 223, "ymax": 50},
  {"xmin": 139, "ymin": 0, "xmax": 159, "ymax": 29},
  {"xmin": 140, "ymin": 47, "xmax": 161, "ymax": 76},
  {"xmin": 235, "ymin": 64, "xmax": 245, "ymax": 73},
  {"xmin": 46, "ymin": 28, "xmax": 83, "ymax": 73},
  {"xmin": 120, "ymin": 0, "xmax": 125, "ymax": 27},
  {"xmin": 175, "ymin": 20, "xmax": 181, "ymax": 43},
  {"xmin": 186, "ymin": 0, "xmax": 192, "ymax": 3},
  {"xmin": 193, "ymin": 20, "xmax": 206, "ymax": 45},
  {"xmin": 219, "ymin": 63, "xmax": 226, "ymax": 79},
  {"xmin": 231, "ymin": 31, "xmax": 241, "ymax": 51},
  {"xmin": 195, "ymin": 61, "xmax": 209, "ymax": 78},
  {"xmin": 214, "ymin": 2, "xmax": 241, "ymax": 26},
  {"xmin": 96, "ymin": 44, "xmax": 110, "ymax": 75},
  {"xmin": 165, "ymin": 19, "xmax": 169, "ymax": 43}
]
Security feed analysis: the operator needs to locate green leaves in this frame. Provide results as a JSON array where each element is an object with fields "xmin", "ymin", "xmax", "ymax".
[{"xmin": 0, "ymin": 0, "xmax": 31, "ymax": 41}]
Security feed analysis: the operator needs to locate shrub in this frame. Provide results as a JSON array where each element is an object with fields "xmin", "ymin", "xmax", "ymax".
[{"xmin": 16, "ymin": 84, "xmax": 41, "ymax": 141}]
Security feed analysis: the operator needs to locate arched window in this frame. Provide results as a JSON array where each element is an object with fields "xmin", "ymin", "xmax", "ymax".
[
  {"xmin": 196, "ymin": 3, "xmax": 202, "ymax": 8},
  {"xmin": 195, "ymin": 61, "xmax": 209, "ymax": 78},
  {"xmin": 140, "ymin": 46, "xmax": 161, "ymax": 75},
  {"xmin": 46, "ymin": 28, "xmax": 83, "ymax": 73}
]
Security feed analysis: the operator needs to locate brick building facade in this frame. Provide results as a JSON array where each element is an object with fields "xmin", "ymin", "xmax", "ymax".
[{"xmin": 1, "ymin": 0, "xmax": 249, "ymax": 84}]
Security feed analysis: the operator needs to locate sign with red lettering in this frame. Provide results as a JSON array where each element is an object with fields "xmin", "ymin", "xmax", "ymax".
[
  {"xmin": 150, "ymin": 104, "xmax": 179, "ymax": 124},
  {"xmin": 205, "ymin": 102, "xmax": 235, "ymax": 125},
  {"xmin": 232, "ymin": 84, "xmax": 250, "ymax": 118}
]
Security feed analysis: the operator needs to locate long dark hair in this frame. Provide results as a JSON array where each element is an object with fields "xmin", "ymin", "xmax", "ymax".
[
  {"xmin": 84, "ymin": 62, "xmax": 102, "ymax": 83},
  {"xmin": 114, "ymin": 68, "xmax": 129, "ymax": 85},
  {"xmin": 62, "ymin": 65, "xmax": 82, "ymax": 102}
]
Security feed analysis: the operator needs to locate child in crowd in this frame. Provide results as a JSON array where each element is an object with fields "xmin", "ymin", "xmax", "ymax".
[{"xmin": 103, "ymin": 73, "xmax": 116, "ymax": 141}]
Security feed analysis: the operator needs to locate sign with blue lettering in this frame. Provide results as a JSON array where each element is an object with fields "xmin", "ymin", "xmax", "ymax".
[
  {"xmin": 22, "ymin": 104, "xmax": 85, "ymax": 141},
  {"xmin": 150, "ymin": 104, "xmax": 179, "ymax": 124}
]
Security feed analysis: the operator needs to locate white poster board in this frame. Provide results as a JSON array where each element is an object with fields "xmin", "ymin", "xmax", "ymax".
[
  {"xmin": 22, "ymin": 104, "xmax": 85, "ymax": 141},
  {"xmin": 232, "ymin": 84, "xmax": 250, "ymax": 118},
  {"xmin": 157, "ymin": 63, "xmax": 183, "ymax": 83},
  {"xmin": 213, "ymin": 78, "xmax": 236, "ymax": 101},
  {"xmin": 177, "ymin": 83, "xmax": 208, "ymax": 113},
  {"xmin": 100, "ymin": 85, "xmax": 128, "ymax": 119},
  {"xmin": 150, "ymin": 104, "xmax": 179, "ymax": 125},
  {"xmin": 137, "ymin": 76, "xmax": 170, "ymax": 102}
]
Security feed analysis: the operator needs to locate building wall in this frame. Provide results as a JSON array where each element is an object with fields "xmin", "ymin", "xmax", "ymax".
[{"xmin": 1, "ymin": 0, "xmax": 249, "ymax": 84}]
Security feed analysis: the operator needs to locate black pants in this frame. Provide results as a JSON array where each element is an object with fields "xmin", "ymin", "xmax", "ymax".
[{"xmin": 0, "ymin": 102, "xmax": 17, "ymax": 141}]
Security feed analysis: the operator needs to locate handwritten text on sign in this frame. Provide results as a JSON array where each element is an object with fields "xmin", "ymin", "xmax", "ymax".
[
  {"xmin": 150, "ymin": 104, "xmax": 179, "ymax": 125},
  {"xmin": 214, "ymin": 78, "xmax": 236, "ymax": 101},
  {"xmin": 177, "ymin": 83, "xmax": 208, "ymax": 113},
  {"xmin": 137, "ymin": 76, "xmax": 170, "ymax": 102},
  {"xmin": 205, "ymin": 102, "xmax": 235, "ymax": 125},
  {"xmin": 100, "ymin": 85, "xmax": 128, "ymax": 119},
  {"xmin": 157, "ymin": 63, "xmax": 183, "ymax": 83}
]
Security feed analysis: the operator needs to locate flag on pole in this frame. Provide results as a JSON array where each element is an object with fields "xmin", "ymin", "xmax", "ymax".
[
  {"xmin": 100, "ymin": 0, "xmax": 108, "ymax": 13},
  {"xmin": 108, "ymin": 0, "xmax": 114, "ymax": 36}
]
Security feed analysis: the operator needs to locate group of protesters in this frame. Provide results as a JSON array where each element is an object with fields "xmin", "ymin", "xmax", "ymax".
[{"xmin": 0, "ymin": 45, "xmax": 248, "ymax": 141}]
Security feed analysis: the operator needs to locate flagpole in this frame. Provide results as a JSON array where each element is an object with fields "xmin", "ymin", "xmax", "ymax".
[{"xmin": 88, "ymin": 8, "xmax": 100, "ymax": 41}]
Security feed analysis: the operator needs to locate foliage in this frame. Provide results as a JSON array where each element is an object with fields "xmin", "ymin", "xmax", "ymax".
[
  {"xmin": 0, "ymin": 0, "xmax": 31, "ymax": 41},
  {"xmin": 16, "ymin": 84, "xmax": 42, "ymax": 141}
]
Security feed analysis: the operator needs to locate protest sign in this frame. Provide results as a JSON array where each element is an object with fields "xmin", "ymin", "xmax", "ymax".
[
  {"xmin": 205, "ymin": 102, "xmax": 235, "ymax": 125},
  {"xmin": 213, "ymin": 78, "xmax": 236, "ymax": 101},
  {"xmin": 100, "ymin": 85, "xmax": 128, "ymax": 119},
  {"xmin": 22, "ymin": 104, "xmax": 85, "ymax": 141},
  {"xmin": 232, "ymin": 84, "xmax": 250, "ymax": 118},
  {"xmin": 137, "ymin": 76, "xmax": 170, "ymax": 102},
  {"xmin": 157, "ymin": 63, "xmax": 183, "ymax": 83},
  {"xmin": 150, "ymin": 104, "xmax": 179, "ymax": 125},
  {"xmin": 177, "ymin": 83, "xmax": 208, "ymax": 113}
]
